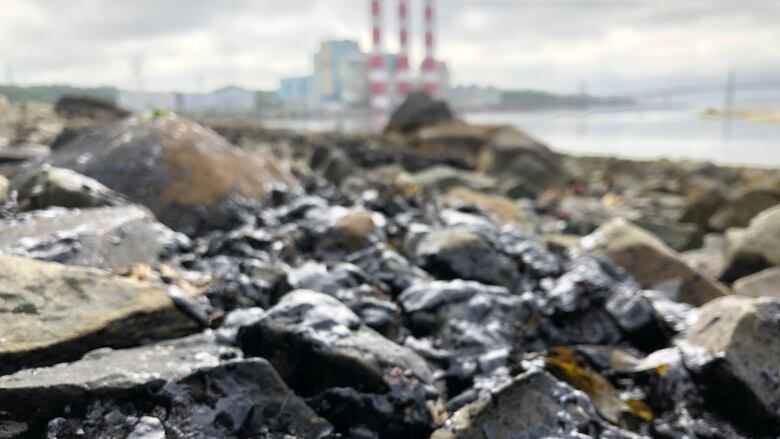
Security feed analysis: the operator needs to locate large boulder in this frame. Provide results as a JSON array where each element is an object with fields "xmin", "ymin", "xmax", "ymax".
[
  {"xmin": 680, "ymin": 296, "xmax": 780, "ymax": 436},
  {"xmin": 11, "ymin": 165, "xmax": 127, "ymax": 212},
  {"xmin": 708, "ymin": 187, "xmax": 780, "ymax": 231},
  {"xmin": 0, "ymin": 205, "xmax": 183, "ymax": 271},
  {"xmin": 48, "ymin": 115, "xmax": 298, "ymax": 233},
  {"xmin": 733, "ymin": 267, "xmax": 780, "ymax": 299},
  {"xmin": 584, "ymin": 219, "xmax": 727, "ymax": 306},
  {"xmin": 0, "ymin": 254, "xmax": 201, "ymax": 374},
  {"xmin": 721, "ymin": 205, "xmax": 780, "ymax": 282},
  {"xmin": 385, "ymin": 91, "xmax": 455, "ymax": 134}
]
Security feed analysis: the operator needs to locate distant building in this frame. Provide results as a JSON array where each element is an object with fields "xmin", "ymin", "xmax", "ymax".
[
  {"xmin": 178, "ymin": 86, "xmax": 255, "ymax": 115},
  {"xmin": 119, "ymin": 88, "xmax": 256, "ymax": 115},
  {"xmin": 339, "ymin": 53, "xmax": 369, "ymax": 107},
  {"xmin": 313, "ymin": 40, "xmax": 362, "ymax": 104},
  {"xmin": 118, "ymin": 91, "xmax": 177, "ymax": 113},
  {"xmin": 278, "ymin": 76, "xmax": 315, "ymax": 110}
]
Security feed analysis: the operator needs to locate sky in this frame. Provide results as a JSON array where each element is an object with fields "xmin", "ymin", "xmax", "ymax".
[{"xmin": 2, "ymin": 0, "xmax": 779, "ymax": 95}]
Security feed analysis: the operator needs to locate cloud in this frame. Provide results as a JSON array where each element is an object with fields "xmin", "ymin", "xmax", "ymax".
[{"xmin": 0, "ymin": 0, "xmax": 778, "ymax": 94}]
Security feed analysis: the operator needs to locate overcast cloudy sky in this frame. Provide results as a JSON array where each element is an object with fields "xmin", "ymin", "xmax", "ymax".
[{"xmin": 2, "ymin": 0, "xmax": 779, "ymax": 94}]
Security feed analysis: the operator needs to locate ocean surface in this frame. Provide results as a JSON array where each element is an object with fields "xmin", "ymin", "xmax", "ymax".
[{"xmin": 262, "ymin": 107, "xmax": 780, "ymax": 168}]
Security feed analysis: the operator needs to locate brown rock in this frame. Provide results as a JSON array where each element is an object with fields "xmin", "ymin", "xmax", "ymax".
[
  {"xmin": 709, "ymin": 187, "xmax": 780, "ymax": 231},
  {"xmin": 584, "ymin": 218, "xmax": 728, "ymax": 306},
  {"xmin": 0, "ymin": 254, "xmax": 200, "ymax": 374},
  {"xmin": 441, "ymin": 187, "xmax": 533, "ymax": 228},
  {"xmin": 48, "ymin": 115, "xmax": 297, "ymax": 233},
  {"xmin": 681, "ymin": 295, "xmax": 780, "ymax": 436},
  {"xmin": 732, "ymin": 267, "xmax": 780, "ymax": 299}
]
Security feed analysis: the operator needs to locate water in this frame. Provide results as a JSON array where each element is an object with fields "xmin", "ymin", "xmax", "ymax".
[
  {"xmin": 262, "ymin": 107, "xmax": 780, "ymax": 168},
  {"xmin": 464, "ymin": 108, "xmax": 780, "ymax": 167}
]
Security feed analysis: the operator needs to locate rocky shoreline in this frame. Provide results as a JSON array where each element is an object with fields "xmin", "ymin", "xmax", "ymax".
[{"xmin": 1, "ymin": 94, "xmax": 780, "ymax": 438}]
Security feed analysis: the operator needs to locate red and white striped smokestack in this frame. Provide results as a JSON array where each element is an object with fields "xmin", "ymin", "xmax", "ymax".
[
  {"xmin": 369, "ymin": 0, "xmax": 389, "ymax": 110},
  {"xmin": 421, "ymin": 0, "xmax": 439, "ymax": 98},
  {"xmin": 396, "ymin": 0, "xmax": 412, "ymax": 100}
]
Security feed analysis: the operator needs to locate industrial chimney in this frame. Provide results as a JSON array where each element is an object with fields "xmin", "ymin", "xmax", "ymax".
[
  {"xmin": 396, "ymin": 0, "xmax": 412, "ymax": 101},
  {"xmin": 369, "ymin": 0, "xmax": 389, "ymax": 110},
  {"xmin": 420, "ymin": 0, "xmax": 439, "ymax": 98}
]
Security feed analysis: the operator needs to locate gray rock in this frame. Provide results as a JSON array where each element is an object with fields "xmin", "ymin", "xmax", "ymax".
[
  {"xmin": 709, "ymin": 187, "xmax": 780, "ymax": 232},
  {"xmin": 632, "ymin": 218, "xmax": 702, "ymax": 252},
  {"xmin": 412, "ymin": 229, "xmax": 521, "ymax": 289},
  {"xmin": 238, "ymin": 290, "xmax": 434, "ymax": 394},
  {"xmin": 733, "ymin": 267, "xmax": 780, "ymax": 299},
  {"xmin": 0, "ymin": 333, "xmax": 237, "ymax": 416},
  {"xmin": 42, "ymin": 358, "xmax": 333, "ymax": 439},
  {"xmin": 0, "ymin": 175, "xmax": 8, "ymax": 203},
  {"xmin": 680, "ymin": 295, "xmax": 780, "ymax": 437},
  {"xmin": 399, "ymin": 165, "xmax": 497, "ymax": 194},
  {"xmin": 11, "ymin": 165, "xmax": 127, "ymax": 212},
  {"xmin": 722, "ymin": 205, "xmax": 780, "ymax": 282},
  {"xmin": 0, "ymin": 254, "xmax": 201, "ymax": 374},
  {"xmin": 478, "ymin": 127, "xmax": 566, "ymax": 197},
  {"xmin": 400, "ymin": 280, "xmax": 523, "ymax": 395},
  {"xmin": 0, "ymin": 205, "xmax": 184, "ymax": 271},
  {"xmin": 583, "ymin": 218, "xmax": 728, "ymax": 306},
  {"xmin": 431, "ymin": 369, "xmax": 637, "ymax": 439}
]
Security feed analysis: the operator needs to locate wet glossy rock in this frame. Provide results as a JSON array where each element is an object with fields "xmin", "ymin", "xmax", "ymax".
[
  {"xmin": 11, "ymin": 165, "xmax": 127, "ymax": 212},
  {"xmin": 431, "ymin": 369, "xmax": 637, "ymax": 439},
  {"xmin": 238, "ymin": 290, "xmax": 437, "ymax": 437},
  {"xmin": 42, "ymin": 358, "xmax": 333, "ymax": 439},
  {"xmin": 0, "ymin": 205, "xmax": 184, "ymax": 271},
  {"xmin": 49, "ymin": 116, "xmax": 298, "ymax": 233},
  {"xmin": 0, "ymin": 254, "xmax": 201, "ymax": 374},
  {"xmin": 238, "ymin": 290, "xmax": 434, "ymax": 393},
  {"xmin": 0, "ymin": 333, "xmax": 237, "ymax": 418},
  {"xmin": 411, "ymin": 229, "xmax": 521, "ymax": 289},
  {"xmin": 400, "ymin": 280, "xmax": 523, "ymax": 399},
  {"xmin": 681, "ymin": 295, "xmax": 780, "ymax": 436},
  {"xmin": 584, "ymin": 218, "xmax": 727, "ymax": 306}
]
